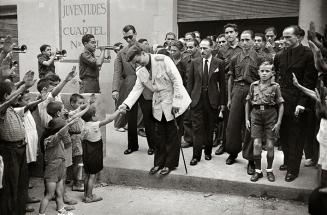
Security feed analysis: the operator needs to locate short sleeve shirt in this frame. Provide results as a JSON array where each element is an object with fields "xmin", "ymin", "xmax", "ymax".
[
  {"xmin": 79, "ymin": 49, "xmax": 100, "ymax": 79},
  {"xmin": 0, "ymin": 107, "xmax": 25, "ymax": 141},
  {"xmin": 44, "ymin": 131, "xmax": 66, "ymax": 163},
  {"xmin": 228, "ymin": 50, "xmax": 264, "ymax": 84},
  {"xmin": 82, "ymin": 121, "xmax": 101, "ymax": 142},
  {"xmin": 37, "ymin": 53, "xmax": 55, "ymax": 77},
  {"xmin": 246, "ymin": 81, "xmax": 284, "ymax": 106}
]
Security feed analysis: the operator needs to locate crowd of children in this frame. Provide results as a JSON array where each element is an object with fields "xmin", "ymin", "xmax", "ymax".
[{"xmin": 0, "ymin": 61, "xmax": 125, "ymax": 214}]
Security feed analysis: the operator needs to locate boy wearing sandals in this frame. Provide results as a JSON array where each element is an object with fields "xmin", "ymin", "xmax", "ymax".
[{"xmin": 245, "ymin": 61, "xmax": 284, "ymax": 182}]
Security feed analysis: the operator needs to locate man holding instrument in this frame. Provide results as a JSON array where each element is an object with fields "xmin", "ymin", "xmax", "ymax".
[{"xmin": 79, "ymin": 34, "xmax": 105, "ymax": 93}]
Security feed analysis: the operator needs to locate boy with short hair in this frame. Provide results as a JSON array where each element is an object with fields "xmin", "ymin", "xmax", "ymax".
[
  {"xmin": 81, "ymin": 105, "xmax": 124, "ymax": 203},
  {"xmin": 39, "ymin": 101, "xmax": 90, "ymax": 215},
  {"xmin": 69, "ymin": 93, "xmax": 85, "ymax": 191},
  {"xmin": 37, "ymin": 44, "xmax": 56, "ymax": 78},
  {"xmin": 245, "ymin": 61, "xmax": 284, "ymax": 182}
]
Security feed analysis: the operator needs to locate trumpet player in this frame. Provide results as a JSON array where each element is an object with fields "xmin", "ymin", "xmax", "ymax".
[
  {"xmin": 37, "ymin": 44, "xmax": 56, "ymax": 78},
  {"xmin": 79, "ymin": 34, "xmax": 105, "ymax": 93}
]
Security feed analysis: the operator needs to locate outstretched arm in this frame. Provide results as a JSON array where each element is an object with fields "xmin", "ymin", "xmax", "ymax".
[
  {"xmin": 51, "ymin": 66, "xmax": 77, "ymax": 97},
  {"xmin": 99, "ymin": 109, "xmax": 125, "ymax": 127},
  {"xmin": 292, "ymin": 73, "xmax": 318, "ymax": 102}
]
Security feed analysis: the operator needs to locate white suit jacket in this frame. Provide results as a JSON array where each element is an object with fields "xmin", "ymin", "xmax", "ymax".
[{"xmin": 123, "ymin": 54, "xmax": 191, "ymax": 121}]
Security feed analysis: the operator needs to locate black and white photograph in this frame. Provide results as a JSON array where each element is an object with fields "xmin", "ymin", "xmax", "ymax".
[{"xmin": 0, "ymin": 0, "xmax": 326, "ymax": 214}]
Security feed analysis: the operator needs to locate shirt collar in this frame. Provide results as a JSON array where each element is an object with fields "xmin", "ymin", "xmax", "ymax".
[{"xmin": 203, "ymin": 54, "xmax": 212, "ymax": 65}]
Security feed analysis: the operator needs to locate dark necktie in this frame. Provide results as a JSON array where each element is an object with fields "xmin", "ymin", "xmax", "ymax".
[{"xmin": 203, "ymin": 59, "xmax": 209, "ymax": 87}]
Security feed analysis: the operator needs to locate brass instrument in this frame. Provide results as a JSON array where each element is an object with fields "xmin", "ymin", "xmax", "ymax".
[
  {"xmin": 97, "ymin": 45, "xmax": 121, "ymax": 51},
  {"xmin": 54, "ymin": 49, "xmax": 67, "ymax": 60},
  {"xmin": 12, "ymin": 45, "xmax": 27, "ymax": 53}
]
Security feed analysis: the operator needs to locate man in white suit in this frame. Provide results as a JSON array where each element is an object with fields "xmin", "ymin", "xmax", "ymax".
[{"xmin": 119, "ymin": 43, "xmax": 191, "ymax": 175}]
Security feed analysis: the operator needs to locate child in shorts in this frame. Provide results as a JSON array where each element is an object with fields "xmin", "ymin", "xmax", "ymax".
[
  {"xmin": 39, "ymin": 101, "xmax": 89, "ymax": 215},
  {"xmin": 245, "ymin": 61, "xmax": 284, "ymax": 182},
  {"xmin": 81, "ymin": 105, "xmax": 125, "ymax": 203}
]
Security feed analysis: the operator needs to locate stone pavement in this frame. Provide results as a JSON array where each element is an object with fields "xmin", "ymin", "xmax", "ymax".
[
  {"xmin": 27, "ymin": 178, "xmax": 308, "ymax": 215},
  {"xmin": 102, "ymin": 122, "xmax": 318, "ymax": 202}
]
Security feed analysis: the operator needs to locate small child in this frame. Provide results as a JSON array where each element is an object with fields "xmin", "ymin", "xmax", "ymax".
[
  {"xmin": 69, "ymin": 93, "xmax": 86, "ymax": 192},
  {"xmin": 81, "ymin": 105, "xmax": 125, "ymax": 203},
  {"xmin": 245, "ymin": 61, "xmax": 284, "ymax": 182},
  {"xmin": 38, "ymin": 101, "xmax": 89, "ymax": 215}
]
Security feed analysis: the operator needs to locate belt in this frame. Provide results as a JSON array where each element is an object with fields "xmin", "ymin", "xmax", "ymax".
[
  {"xmin": 0, "ymin": 139, "xmax": 26, "ymax": 149},
  {"xmin": 252, "ymin": 105, "xmax": 275, "ymax": 110},
  {"xmin": 234, "ymin": 81, "xmax": 250, "ymax": 86},
  {"xmin": 69, "ymin": 131, "xmax": 81, "ymax": 135},
  {"xmin": 201, "ymin": 86, "xmax": 208, "ymax": 91}
]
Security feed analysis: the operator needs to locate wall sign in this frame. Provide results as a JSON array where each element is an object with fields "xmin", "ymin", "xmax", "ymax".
[{"xmin": 59, "ymin": 0, "xmax": 110, "ymax": 61}]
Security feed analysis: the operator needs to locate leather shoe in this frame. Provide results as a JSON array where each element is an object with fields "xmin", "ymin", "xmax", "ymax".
[
  {"xmin": 205, "ymin": 154, "xmax": 212, "ymax": 160},
  {"xmin": 190, "ymin": 158, "xmax": 198, "ymax": 166},
  {"xmin": 159, "ymin": 167, "xmax": 171, "ymax": 175},
  {"xmin": 285, "ymin": 173, "xmax": 298, "ymax": 182},
  {"xmin": 147, "ymin": 148, "xmax": 155, "ymax": 155},
  {"xmin": 215, "ymin": 145, "xmax": 224, "ymax": 155},
  {"xmin": 124, "ymin": 148, "xmax": 138, "ymax": 155},
  {"xmin": 25, "ymin": 205, "xmax": 34, "ymax": 213},
  {"xmin": 149, "ymin": 166, "xmax": 161, "ymax": 175},
  {"xmin": 226, "ymin": 155, "xmax": 236, "ymax": 165},
  {"xmin": 267, "ymin": 172, "xmax": 275, "ymax": 182},
  {"xmin": 279, "ymin": 164, "xmax": 287, "ymax": 171},
  {"xmin": 250, "ymin": 172, "xmax": 263, "ymax": 182},
  {"xmin": 247, "ymin": 163, "xmax": 255, "ymax": 175}
]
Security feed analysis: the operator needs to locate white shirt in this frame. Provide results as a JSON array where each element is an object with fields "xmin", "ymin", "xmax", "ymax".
[
  {"xmin": 202, "ymin": 55, "xmax": 212, "ymax": 74},
  {"xmin": 38, "ymin": 92, "xmax": 62, "ymax": 128},
  {"xmin": 82, "ymin": 121, "xmax": 101, "ymax": 142}
]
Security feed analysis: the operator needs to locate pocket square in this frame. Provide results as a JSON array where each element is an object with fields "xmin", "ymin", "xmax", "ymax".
[{"xmin": 213, "ymin": 68, "xmax": 219, "ymax": 73}]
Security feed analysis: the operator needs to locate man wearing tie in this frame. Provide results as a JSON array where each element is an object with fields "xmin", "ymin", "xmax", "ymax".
[{"xmin": 187, "ymin": 38, "xmax": 226, "ymax": 165}]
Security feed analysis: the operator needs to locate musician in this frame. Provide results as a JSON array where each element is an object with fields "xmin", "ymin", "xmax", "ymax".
[
  {"xmin": 37, "ymin": 44, "xmax": 56, "ymax": 79},
  {"xmin": 79, "ymin": 34, "xmax": 105, "ymax": 93}
]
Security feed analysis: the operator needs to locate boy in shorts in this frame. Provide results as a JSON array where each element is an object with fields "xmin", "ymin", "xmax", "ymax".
[{"xmin": 245, "ymin": 61, "xmax": 284, "ymax": 182}]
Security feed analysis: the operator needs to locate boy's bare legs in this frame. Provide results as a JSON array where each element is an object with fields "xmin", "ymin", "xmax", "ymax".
[
  {"xmin": 83, "ymin": 174, "xmax": 102, "ymax": 203},
  {"xmin": 251, "ymin": 138, "xmax": 263, "ymax": 182},
  {"xmin": 39, "ymin": 182, "xmax": 57, "ymax": 214},
  {"xmin": 55, "ymin": 179, "xmax": 65, "ymax": 211},
  {"xmin": 266, "ymin": 139, "xmax": 275, "ymax": 181}
]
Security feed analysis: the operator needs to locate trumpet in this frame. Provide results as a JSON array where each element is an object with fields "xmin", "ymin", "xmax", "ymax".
[
  {"xmin": 12, "ymin": 45, "xmax": 27, "ymax": 53},
  {"xmin": 54, "ymin": 49, "xmax": 67, "ymax": 60},
  {"xmin": 97, "ymin": 45, "xmax": 121, "ymax": 51}
]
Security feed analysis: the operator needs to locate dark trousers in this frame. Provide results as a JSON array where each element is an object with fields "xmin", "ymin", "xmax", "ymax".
[
  {"xmin": 0, "ymin": 143, "xmax": 28, "ymax": 215},
  {"xmin": 183, "ymin": 109, "xmax": 193, "ymax": 144},
  {"xmin": 139, "ymin": 95, "xmax": 155, "ymax": 149},
  {"xmin": 225, "ymin": 84, "xmax": 252, "ymax": 160},
  {"xmin": 79, "ymin": 78, "xmax": 100, "ymax": 93},
  {"xmin": 153, "ymin": 114, "xmax": 182, "ymax": 169},
  {"xmin": 127, "ymin": 100, "xmax": 139, "ymax": 150},
  {"xmin": 191, "ymin": 91, "xmax": 218, "ymax": 159},
  {"xmin": 215, "ymin": 109, "xmax": 229, "ymax": 147},
  {"xmin": 280, "ymin": 113, "xmax": 307, "ymax": 175}
]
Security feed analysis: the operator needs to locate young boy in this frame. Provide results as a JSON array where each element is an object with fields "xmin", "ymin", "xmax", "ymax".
[
  {"xmin": 37, "ymin": 44, "xmax": 56, "ymax": 78},
  {"xmin": 81, "ymin": 105, "xmax": 125, "ymax": 203},
  {"xmin": 69, "ymin": 93, "xmax": 86, "ymax": 192},
  {"xmin": 245, "ymin": 61, "xmax": 284, "ymax": 182},
  {"xmin": 39, "ymin": 101, "xmax": 90, "ymax": 215}
]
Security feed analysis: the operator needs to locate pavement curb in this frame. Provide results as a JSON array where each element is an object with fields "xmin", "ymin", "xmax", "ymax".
[{"xmin": 98, "ymin": 166, "xmax": 312, "ymax": 202}]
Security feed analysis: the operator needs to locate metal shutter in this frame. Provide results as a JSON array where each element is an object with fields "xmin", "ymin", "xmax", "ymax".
[{"xmin": 177, "ymin": 0, "xmax": 299, "ymax": 22}]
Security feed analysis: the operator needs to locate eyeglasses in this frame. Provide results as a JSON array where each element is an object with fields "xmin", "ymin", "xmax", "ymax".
[{"xmin": 123, "ymin": 35, "xmax": 134, "ymax": 41}]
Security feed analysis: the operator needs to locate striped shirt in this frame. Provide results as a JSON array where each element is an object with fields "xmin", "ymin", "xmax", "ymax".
[{"xmin": 0, "ymin": 107, "xmax": 25, "ymax": 142}]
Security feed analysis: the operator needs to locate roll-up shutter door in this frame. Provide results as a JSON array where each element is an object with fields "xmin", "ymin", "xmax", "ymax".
[{"xmin": 177, "ymin": 0, "xmax": 299, "ymax": 22}]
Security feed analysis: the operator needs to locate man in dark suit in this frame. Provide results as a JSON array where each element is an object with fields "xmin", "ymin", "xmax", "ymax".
[
  {"xmin": 274, "ymin": 25, "xmax": 317, "ymax": 182},
  {"xmin": 187, "ymin": 38, "xmax": 226, "ymax": 165},
  {"xmin": 112, "ymin": 25, "xmax": 154, "ymax": 155}
]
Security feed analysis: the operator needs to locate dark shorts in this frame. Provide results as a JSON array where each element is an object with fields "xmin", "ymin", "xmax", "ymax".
[
  {"xmin": 251, "ymin": 107, "xmax": 278, "ymax": 140},
  {"xmin": 44, "ymin": 158, "xmax": 66, "ymax": 183},
  {"xmin": 79, "ymin": 77, "xmax": 100, "ymax": 93},
  {"xmin": 82, "ymin": 139, "xmax": 103, "ymax": 174}
]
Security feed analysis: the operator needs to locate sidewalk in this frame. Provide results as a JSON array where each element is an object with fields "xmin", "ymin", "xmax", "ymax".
[{"xmin": 103, "ymin": 122, "xmax": 318, "ymax": 202}]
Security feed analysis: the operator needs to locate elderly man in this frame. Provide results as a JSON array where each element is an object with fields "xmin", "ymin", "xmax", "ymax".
[{"xmin": 119, "ymin": 43, "xmax": 191, "ymax": 175}]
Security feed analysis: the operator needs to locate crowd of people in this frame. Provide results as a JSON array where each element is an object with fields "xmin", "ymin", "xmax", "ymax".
[{"xmin": 0, "ymin": 20, "xmax": 326, "ymax": 215}]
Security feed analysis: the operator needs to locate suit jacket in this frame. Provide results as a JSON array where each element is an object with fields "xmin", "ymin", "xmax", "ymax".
[
  {"xmin": 187, "ymin": 56, "xmax": 226, "ymax": 109},
  {"xmin": 124, "ymin": 54, "xmax": 191, "ymax": 121},
  {"xmin": 274, "ymin": 44, "xmax": 317, "ymax": 115}
]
